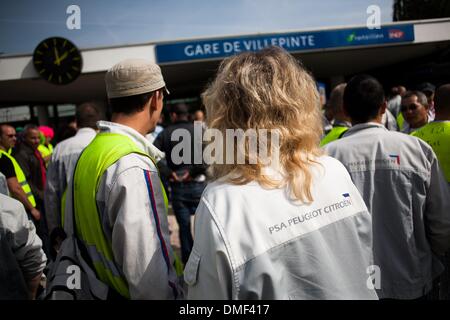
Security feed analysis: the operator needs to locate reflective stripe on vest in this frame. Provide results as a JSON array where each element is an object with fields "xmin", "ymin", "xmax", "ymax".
[
  {"xmin": 73, "ymin": 133, "xmax": 182, "ymax": 298},
  {"xmin": 320, "ymin": 126, "xmax": 349, "ymax": 147},
  {"xmin": 0, "ymin": 150, "xmax": 36, "ymax": 207}
]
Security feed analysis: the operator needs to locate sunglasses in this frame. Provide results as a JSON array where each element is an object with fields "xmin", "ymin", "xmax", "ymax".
[{"xmin": 401, "ymin": 104, "xmax": 419, "ymax": 112}]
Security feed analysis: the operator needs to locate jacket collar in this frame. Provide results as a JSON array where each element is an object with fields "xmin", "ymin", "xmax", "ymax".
[
  {"xmin": 333, "ymin": 120, "xmax": 352, "ymax": 128},
  {"xmin": 75, "ymin": 127, "xmax": 96, "ymax": 136},
  {"xmin": 96, "ymin": 121, "xmax": 165, "ymax": 161},
  {"xmin": 343, "ymin": 122, "xmax": 387, "ymax": 137}
]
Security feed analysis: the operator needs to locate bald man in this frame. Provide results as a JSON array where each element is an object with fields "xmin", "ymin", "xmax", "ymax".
[{"xmin": 0, "ymin": 124, "xmax": 41, "ymax": 221}]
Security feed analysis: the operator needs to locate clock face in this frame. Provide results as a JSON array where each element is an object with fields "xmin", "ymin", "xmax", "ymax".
[{"xmin": 33, "ymin": 37, "xmax": 82, "ymax": 85}]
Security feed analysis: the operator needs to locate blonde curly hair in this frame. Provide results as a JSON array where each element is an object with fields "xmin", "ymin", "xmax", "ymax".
[{"xmin": 202, "ymin": 46, "xmax": 323, "ymax": 203}]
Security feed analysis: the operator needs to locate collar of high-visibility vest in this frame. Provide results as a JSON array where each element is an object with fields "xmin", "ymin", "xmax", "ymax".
[{"xmin": 96, "ymin": 120, "xmax": 165, "ymax": 162}]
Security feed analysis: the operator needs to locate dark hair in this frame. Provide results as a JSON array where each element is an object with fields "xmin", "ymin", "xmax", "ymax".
[
  {"xmin": 23, "ymin": 123, "xmax": 39, "ymax": 133},
  {"xmin": 343, "ymin": 75, "xmax": 385, "ymax": 123},
  {"xmin": 108, "ymin": 91, "xmax": 154, "ymax": 115},
  {"xmin": 402, "ymin": 90, "xmax": 429, "ymax": 109},
  {"xmin": 170, "ymin": 103, "xmax": 189, "ymax": 115},
  {"xmin": 76, "ymin": 102, "xmax": 103, "ymax": 129},
  {"xmin": 416, "ymin": 82, "xmax": 435, "ymax": 96},
  {"xmin": 328, "ymin": 83, "xmax": 346, "ymax": 115},
  {"xmin": 435, "ymin": 84, "xmax": 450, "ymax": 111}
]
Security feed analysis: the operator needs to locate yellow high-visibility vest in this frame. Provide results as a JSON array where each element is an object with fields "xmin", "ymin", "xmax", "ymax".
[
  {"xmin": 320, "ymin": 126, "xmax": 349, "ymax": 147},
  {"xmin": 73, "ymin": 133, "xmax": 182, "ymax": 298},
  {"xmin": 412, "ymin": 121, "xmax": 450, "ymax": 183},
  {"xmin": 0, "ymin": 150, "xmax": 36, "ymax": 207}
]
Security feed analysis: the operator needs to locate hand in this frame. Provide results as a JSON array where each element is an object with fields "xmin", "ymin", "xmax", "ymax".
[
  {"xmin": 53, "ymin": 48, "xmax": 68, "ymax": 66},
  {"xmin": 53, "ymin": 47, "xmax": 60, "ymax": 66},
  {"xmin": 170, "ymin": 171, "xmax": 181, "ymax": 182},
  {"xmin": 56, "ymin": 51, "xmax": 69, "ymax": 65},
  {"xmin": 30, "ymin": 208, "xmax": 41, "ymax": 221},
  {"xmin": 179, "ymin": 171, "xmax": 192, "ymax": 182}
]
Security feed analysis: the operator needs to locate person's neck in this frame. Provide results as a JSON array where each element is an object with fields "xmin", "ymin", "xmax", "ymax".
[
  {"xmin": 175, "ymin": 117, "xmax": 189, "ymax": 123},
  {"xmin": 0, "ymin": 145, "xmax": 7, "ymax": 152},
  {"xmin": 434, "ymin": 112, "xmax": 450, "ymax": 121},
  {"xmin": 111, "ymin": 113, "xmax": 149, "ymax": 136},
  {"xmin": 334, "ymin": 115, "xmax": 351, "ymax": 124},
  {"xmin": 412, "ymin": 115, "xmax": 428, "ymax": 128},
  {"xmin": 351, "ymin": 117, "xmax": 382, "ymax": 126}
]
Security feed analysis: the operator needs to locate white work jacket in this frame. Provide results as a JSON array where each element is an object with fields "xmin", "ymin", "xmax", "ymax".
[
  {"xmin": 64, "ymin": 121, "xmax": 182, "ymax": 299},
  {"xmin": 185, "ymin": 156, "xmax": 378, "ymax": 300}
]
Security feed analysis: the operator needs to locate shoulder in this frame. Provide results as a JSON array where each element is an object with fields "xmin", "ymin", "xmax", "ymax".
[
  {"xmin": 202, "ymin": 156, "xmax": 352, "ymax": 211},
  {"xmin": 201, "ymin": 179, "xmax": 255, "ymax": 206},
  {"xmin": 0, "ymin": 154, "xmax": 13, "ymax": 165},
  {"xmin": 54, "ymin": 134, "xmax": 88, "ymax": 153},
  {"xmin": 0, "ymin": 194, "xmax": 23, "ymax": 212},
  {"xmin": 316, "ymin": 154, "xmax": 347, "ymax": 170},
  {"xmin": 101, "ymin": 152, "xmax": 159, "ymax": 186},
  {"xmin": 393, "ymin": 131, "xmax": 435, "ymax": 156},
  {"xmin": 0, "ymin": 195, "xmax": 27, "ymax": 232}
]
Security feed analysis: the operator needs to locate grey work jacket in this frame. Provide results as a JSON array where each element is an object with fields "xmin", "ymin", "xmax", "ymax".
[
  {"xmin": 0, "ymin": 172, "xmax": 8, "ymax": 196},
  {"xmin": 45, "ymin": 128, "xmax": 97, "ymax": 234},
  {"xmin": 0, "ymin": 194, "xmax": 47, "ymax": 299},
  {"xmin": 325, "ymin": 122, "xmax": 450, "ymax": 299}
]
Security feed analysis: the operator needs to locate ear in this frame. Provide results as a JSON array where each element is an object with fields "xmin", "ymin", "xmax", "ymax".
[
  {"xmin": 342, "ymin": 103, "xmax": 349, "ymax": 118},
  {"xmin": 149, "ymin": 92, "xmax": 159, "ymax": 111},
  {"xmin": 379, "ymin": 100, "xmax": 387, "ymax": 116}
]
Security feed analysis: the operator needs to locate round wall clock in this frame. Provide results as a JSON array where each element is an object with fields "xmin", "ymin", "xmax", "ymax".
[{"xmin": 33, "ymin": 37, "xmax": 82, "ymax": 85}]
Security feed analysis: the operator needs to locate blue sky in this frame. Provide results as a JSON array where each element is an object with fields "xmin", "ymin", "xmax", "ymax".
[{"xmin": 0, "ymin": 0, "xmax": 394, "ymax": 56}]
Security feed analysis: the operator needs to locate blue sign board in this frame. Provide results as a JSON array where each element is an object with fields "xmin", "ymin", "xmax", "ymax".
[{"xmin": 156, "ymin": 24, "xmax": 414, "ymax": 64}]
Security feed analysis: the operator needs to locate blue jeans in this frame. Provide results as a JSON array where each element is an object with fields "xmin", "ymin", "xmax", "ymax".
[{"xmin": 171, "ymin": 180, "xmax": 206, "ymax": 264}]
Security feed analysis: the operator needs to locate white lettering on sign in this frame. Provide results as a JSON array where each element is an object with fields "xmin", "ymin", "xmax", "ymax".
[
  {"xmin": 183, "ymin": 35, "xmax": 317, "ymax": 58},
  {"xmin": 243, "ymin": 36, "xmax": 315, "ymax": 51},
  {"xmin": 184, "ymin": 43, "xmax": 221, "ymax": 57},
  {"xmin": 223, "ymin": 41, "xmax": 241, "ymax": 54}
]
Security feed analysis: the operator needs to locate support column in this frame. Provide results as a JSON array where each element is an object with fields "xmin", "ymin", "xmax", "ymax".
[
  {"xmin": 36, "ymin": 105, "xmax": 50, "ymax": 125},
  {"xmin": 52, "ymin": 104, "xmax": 59, "ymax": 129}
]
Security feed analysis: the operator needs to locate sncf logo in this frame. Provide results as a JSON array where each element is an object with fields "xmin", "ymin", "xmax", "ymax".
[
  {"xmin": 389, "ymin": 154, "xmax": 400, "ymax": 165},
  {"xmin": 389, "ymin": 29, "xmax": 404, "ymax": 39}
]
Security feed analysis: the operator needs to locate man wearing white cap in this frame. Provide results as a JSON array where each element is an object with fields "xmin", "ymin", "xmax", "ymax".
[{"xmin": 64, "ymin": 59, "xmax": 183, "ymax": 299}]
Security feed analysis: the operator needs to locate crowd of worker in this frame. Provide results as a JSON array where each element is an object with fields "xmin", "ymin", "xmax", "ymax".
[{"xmin": 0, "ymin": 47, "xmax": 449, "ymax": 300}]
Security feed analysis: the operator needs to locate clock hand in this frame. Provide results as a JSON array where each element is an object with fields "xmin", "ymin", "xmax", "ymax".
[
  {"xmin": 56, "ymin": 51, "xmax": 69, "ymax": 64},
  {"xmin": 53, "ymin": 47, "xmax": 60, "ymax": 66}
]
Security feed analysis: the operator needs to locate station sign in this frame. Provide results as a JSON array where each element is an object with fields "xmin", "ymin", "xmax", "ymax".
[{"xmin": 155, "ymin": 24, "xmax": 414, "ymax": 64}]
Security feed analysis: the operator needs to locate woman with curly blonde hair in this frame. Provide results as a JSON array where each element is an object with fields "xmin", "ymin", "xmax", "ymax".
[{"xmin": 184, "ymin": 47, "xmax": 377, "ymax": 300}]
